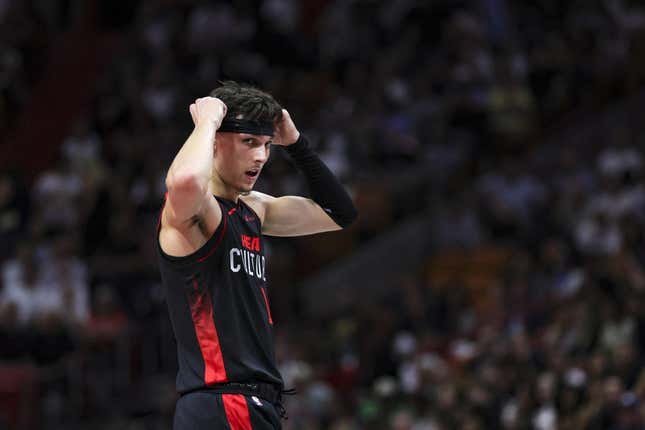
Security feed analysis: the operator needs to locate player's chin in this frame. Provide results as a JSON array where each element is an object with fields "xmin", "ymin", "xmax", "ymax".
[
  {"xmin": 238, "ymin": 182, "xmax": 255, "ymax": 193},
  {"xmin": 241, "ymin": 176, "xmax": 258, "ymax": 191}
]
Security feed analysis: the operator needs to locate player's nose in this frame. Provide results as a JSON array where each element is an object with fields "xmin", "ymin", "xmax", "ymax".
[{"xmin": 253, "ymin": 145, "xmax": 268, "ymax": 163}]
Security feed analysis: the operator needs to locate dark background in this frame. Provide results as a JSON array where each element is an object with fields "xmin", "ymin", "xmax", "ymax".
[{"xmin": 1, "ymin": 0, "xmax": 645, "ymax": 428}]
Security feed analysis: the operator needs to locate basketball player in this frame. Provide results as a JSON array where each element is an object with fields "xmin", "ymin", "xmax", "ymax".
[{"xmin": 156, "ymin": 81, "xmax": 357, "ymax": 429}]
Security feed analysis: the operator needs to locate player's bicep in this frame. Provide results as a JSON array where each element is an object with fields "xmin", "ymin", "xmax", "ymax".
[{"xmin": 262, "ymin": 195, "xmax": 341, "ymax": 237}]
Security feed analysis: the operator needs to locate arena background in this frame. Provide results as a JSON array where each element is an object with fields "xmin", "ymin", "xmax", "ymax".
[{"xmin": 1, "ymin": 0, "xmax": 645, "ymax": 429}]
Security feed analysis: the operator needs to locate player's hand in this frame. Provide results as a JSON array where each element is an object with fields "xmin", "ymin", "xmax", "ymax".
[
  {"xmin": 274, "ymin": 109, "xmax": 300, "ymax": 146},
  {"xmin": 189, "ymin": 97, "xmax": 227, "ymax": 129}
]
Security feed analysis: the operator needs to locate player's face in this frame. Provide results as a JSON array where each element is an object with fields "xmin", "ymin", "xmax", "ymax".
[{"xmin": 214, "ymin": 132, "xmax": 272, "ymax": 193}]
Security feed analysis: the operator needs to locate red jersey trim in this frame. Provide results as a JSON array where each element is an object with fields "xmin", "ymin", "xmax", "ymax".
[
  {"xmin": 189, "ymin": 276, "xmax": 227, "ymax": 384},
  {"xmin": 260, "ymin": 287, "xmax": 274, "ymax": 325},
  {"xmin": 222, "ymin": 394, "xmax": 253, "ymax": 430}
]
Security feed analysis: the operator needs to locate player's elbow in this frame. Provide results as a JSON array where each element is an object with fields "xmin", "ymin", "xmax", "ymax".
[{"xmin": 166, "ymin": 170, "xmax": 207, "ymax": 199}]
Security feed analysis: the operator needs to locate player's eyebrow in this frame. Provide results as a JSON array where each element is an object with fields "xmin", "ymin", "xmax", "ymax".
[{"xmin": 240, "ymin": 134, "xmax": 272, "ymax": 145}]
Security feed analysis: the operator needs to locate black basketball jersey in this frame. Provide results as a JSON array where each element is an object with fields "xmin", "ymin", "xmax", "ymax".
[{"xmin": 157, "ymin": 195, "xmax": 283, "ymax": 394}]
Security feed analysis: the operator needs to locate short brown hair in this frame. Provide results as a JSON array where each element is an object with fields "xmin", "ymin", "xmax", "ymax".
[{"xmin": 210, "ymin": 81, "xmax": 283, "ymax": 124}]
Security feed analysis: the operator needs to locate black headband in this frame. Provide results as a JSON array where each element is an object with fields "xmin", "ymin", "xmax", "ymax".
[{"xmin": 218, "ymin": 118, "xmax": 275, "ymax": 137}]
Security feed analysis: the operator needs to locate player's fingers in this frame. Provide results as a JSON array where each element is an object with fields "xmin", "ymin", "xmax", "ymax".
[
  {"xmin": 282, "ymin": 109, "xmax": 296, "ymax": 128},
  {"xmin": 189, "ymin": 103, "xmax": 197, "ymax": 125}
]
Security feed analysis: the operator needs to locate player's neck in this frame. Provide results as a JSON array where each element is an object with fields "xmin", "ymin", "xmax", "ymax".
[{"xmin": 209, "ymin": 174, "xmax": 240, "ymax": 203}]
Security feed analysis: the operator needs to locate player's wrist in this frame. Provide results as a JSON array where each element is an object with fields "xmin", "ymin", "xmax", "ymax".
[
  {"xmin": 194, "ymin": 120, "xmax": 218, "ymax": 132},
  {"xmin": 281, "ymin": 131, "xmax": 300, "ymax": 146},
  {"xmin": 283, "ymin": 133, "xmax": 305, "ymax": 150}
]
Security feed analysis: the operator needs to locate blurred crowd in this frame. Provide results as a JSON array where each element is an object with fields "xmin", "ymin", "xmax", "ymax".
[
  {"xmin": 1, "ymin": 0, "xmax": 645, "ymax": 429},
  {"xmin": 0, "ymin": 0, "xmax": 81, "ymax": 136},
  {"xmin": 278, "ymin": 120, "xmax": 645, "ymax": 429}
]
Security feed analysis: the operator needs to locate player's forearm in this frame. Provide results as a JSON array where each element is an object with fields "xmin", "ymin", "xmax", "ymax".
[
  {"xmin": 166, "ymin": 122, "xmax": 216, "ymax": 195},
  {"xmin": 284, "ymin": 135, "xmax": 358, "ymax": 228},
  {"xmin": 164, "ymin": 123, "xmax": 216, "ymax": 221}
]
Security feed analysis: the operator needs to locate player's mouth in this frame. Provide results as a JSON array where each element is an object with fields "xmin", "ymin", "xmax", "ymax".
[{"xmin": 245, "ymin": 169, "xmax": 260, "ymax": 179}]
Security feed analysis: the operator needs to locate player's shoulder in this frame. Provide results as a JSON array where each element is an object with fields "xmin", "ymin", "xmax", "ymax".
[
  {"xmin": 242, "ymin": 190, "xmax": 275, "ymax": 204},
  {"xmin": 239, "ymin": 191, "xmax": 275, "ymax": 223}
]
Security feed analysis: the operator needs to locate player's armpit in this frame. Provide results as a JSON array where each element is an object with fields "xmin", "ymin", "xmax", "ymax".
[
  {"xmin": 163, "ymin": 189, "xmax": 222, "ymax": 231},
  {"xmin": 159, "ymin": 194, "xmax": 222, "ymax": 257}
]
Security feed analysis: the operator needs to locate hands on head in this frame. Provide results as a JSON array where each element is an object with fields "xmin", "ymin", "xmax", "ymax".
[
  {"xmin": 188, "ymin": 98, "xmax": 300, "ymax": 146},
  {"xmin": 274, "ymin": 109, "xmax": 300, "ymax": 146},
  {"xmin": 189, "ymin": 97, "xmax": 227, "ymax": 128}
]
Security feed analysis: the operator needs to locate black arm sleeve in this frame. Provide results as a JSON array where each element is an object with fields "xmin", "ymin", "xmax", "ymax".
[{"xmin": 283, "ymin": 135, "xmax": 358, "ymax": 228}]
